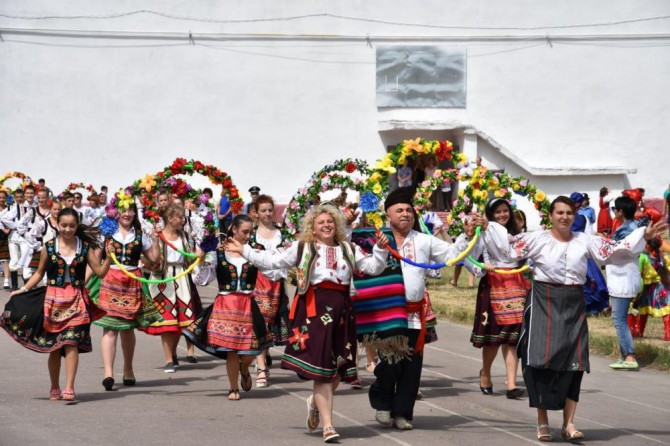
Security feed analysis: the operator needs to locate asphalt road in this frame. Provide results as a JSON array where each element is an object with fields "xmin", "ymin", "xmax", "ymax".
[{"xmin": 1, "ymin": 283, "xmax": 669, "ymax": 446}]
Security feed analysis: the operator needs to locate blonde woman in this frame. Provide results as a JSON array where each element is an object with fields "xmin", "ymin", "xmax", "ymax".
[{"xmin": 225, "ymin": 203, "xmax": 389, "ymax": 443}]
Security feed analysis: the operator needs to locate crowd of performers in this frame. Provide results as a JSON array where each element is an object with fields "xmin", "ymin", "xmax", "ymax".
[{"xmin": 1, "ymin": 178, "xmax": 669, "ymax": 443}]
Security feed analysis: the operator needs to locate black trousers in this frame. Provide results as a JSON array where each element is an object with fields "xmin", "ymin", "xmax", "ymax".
[{"xmin": 369, "ymin": 329, "xmax": 423, "ymax": 420}]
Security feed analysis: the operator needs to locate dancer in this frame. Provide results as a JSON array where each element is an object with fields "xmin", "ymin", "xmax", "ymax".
[
  {"xmin": 468, "ymin": 198, "xmax": 529, "ymax": 399},
  {"xmin": 2, "ymin": 188, "xmax": 33, "ymax": 290},
  {"xmin": 224, "ymin": 203, "xmax": 389, "ymax": 442},
  {"xmin": 1, "ymin": 208, "xmax": 112, "ymax": 401},
  {"xmin": 597, "ymin": 187, "xmax": 614, "ymax": 234},
  {"xmin": 632, "ymin": 238, "xmax": 670, "ymax": 340},
  {"xmin": 141, "ymin": 204, "xmax": 202, "ymax": 373},
  {"xmin": 247, "ymin": 194, "xmax": 288, "ymax": 388},
  {"xmin": 489, "ymin": 196, "xmax": 666, "ymax": 442},
  {"xmin": 184, "ymin": 215, "xmax": 275, "ymax": 400},
  {"xmin": 95, "ymin": 202, "xmax": 163, "ymax": 390},
  {"xmin": 0, "ymin": 190, "xmax": 11, "ymax": 289},
  {"xmin": 360, "ymin": 187, "xmax": 480, "ymax": 431}
]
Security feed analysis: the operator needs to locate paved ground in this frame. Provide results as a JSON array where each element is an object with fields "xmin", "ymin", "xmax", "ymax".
[{"xmin": 1, "ymin": 283, "xmax": 669, "ymax": 446}]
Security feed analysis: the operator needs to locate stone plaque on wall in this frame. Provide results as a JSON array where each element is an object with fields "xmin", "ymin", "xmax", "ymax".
[{"xmin": 376, "ymin": 46, "xmax": 466, "ymax": 108}]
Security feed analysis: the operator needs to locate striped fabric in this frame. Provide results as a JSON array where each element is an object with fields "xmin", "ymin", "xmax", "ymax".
[
  {"xmin": 0, "ymin": 238, "xmax": 9, "ymax": 261},
  {"xmin": 487, "ymin": 271, "xmax": 528, "ymax": 325},
  {"xmin": 43, "ymin": 284, "xmax": 91, "ymax": 333},
  {"xmin": 351, "ymin": 228, "xmax": 409, "ymax": 359}
]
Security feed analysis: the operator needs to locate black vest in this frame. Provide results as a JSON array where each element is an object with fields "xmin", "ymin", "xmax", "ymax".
[
  {"xmin": 108, "ymin": 232, "xmax": 143, "ymax": 267},
  {"xmin": 45, "ymin": 239, "xmax": 90, "ymax": 288},
  {"xmin": 216, "ymin": 249, "xmax": 258, "ymax": 292}
]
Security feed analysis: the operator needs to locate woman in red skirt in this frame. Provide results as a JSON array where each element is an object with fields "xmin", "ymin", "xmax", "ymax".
[
  {"xmin": 184, "ymin": 214, "xmax": 274, "ymax": 400},
  {"xmin": 2, "ymin": 207, "xmax": 112, "ymax": 401},
  {"xmin": 225, "ymin": 203, "xmax": 389, "ymax": 443},
  {"xmin": 469, "ymin": 198, "xmax": 530, "ymax": 399}
]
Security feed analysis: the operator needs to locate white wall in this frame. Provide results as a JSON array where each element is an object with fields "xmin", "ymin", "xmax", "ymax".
[{"xmin": 1, "ymin": 1, "xmax": 669, "ymax": 203}]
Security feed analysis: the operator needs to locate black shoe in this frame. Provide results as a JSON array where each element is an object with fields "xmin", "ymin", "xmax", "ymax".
[
  {"xmin": 185, "ymin": 355, "xmax": 198, "ymax": 364},
  {"xmin": 102, "ymin": 377, "xmax": 115, "ymax": 391},
  {"xmin": 123, "ymin": 377, "xmax": 136, "ymax": 386},
  {"xmin": 479, "ymin": 369, "xmax": 493, "ymax": 395},
  {"xmin": 172, "ymin": 355, "xmax": 180, "ymax": 368},
  {"xmin": 506, "ymin": 388, "xmax": 524, "ymax": 399}
]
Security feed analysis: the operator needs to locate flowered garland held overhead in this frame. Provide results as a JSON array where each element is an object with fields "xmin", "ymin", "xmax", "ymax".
[
  {"xmin": 0, "ymin": 171, "xmax": 35, "ymax": 193},
  {"xmin": 366, "ymin": 138, "xmax": 460, "ymax": 228},
  {"xmin": 283, "ymin": 159, "xmax": 376, "ymax": 240},
  {"xmin": 58, "ymin": 182, "xmax": 97, "ymax": 200}
]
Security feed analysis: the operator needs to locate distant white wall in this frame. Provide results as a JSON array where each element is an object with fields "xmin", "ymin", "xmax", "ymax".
[{"xmin": 1, "ymin": 0, "xmax": 668, "ymax": 204}]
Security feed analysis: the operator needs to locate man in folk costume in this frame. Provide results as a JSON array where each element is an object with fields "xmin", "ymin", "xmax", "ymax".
[
  {"xmin": 354, "ymin": 187, "xmax": 480, "ymax": 430},
  {"xmin": 1, "ymin": 187, "xmax": 34, "ymax": 290}
]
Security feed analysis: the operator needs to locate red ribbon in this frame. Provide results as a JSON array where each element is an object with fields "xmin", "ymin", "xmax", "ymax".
[{"xmin": 289, "ymin": 281, "xmax": 349, "ymax": 320}]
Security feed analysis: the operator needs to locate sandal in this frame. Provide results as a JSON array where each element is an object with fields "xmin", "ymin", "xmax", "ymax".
[
  {"xmin": 537, "ymin": 424, "xmax": 552, "ymax": 442},
  {"xmin": 561, "ymin": 423, "xmax": 584, "ymax": 442},
  {"xmin": 306, "ymin": 394, "xmax": 320, "ymax": 432},
  {"xmin": 323, "ymin": 426, "xmax": 340, "ymax": 443},
  {"xmin": 256, "ymin": 368, "xmax": 269, "ymax": 388},
  {"xmin": 240, "ymin": 371, "xmax": 253, "ymax": 392},
  {"xmin": 62, "ymin": 388, "xmax": 76, "ymax": 402},
  {"xmin": 49, "ymin": 388, "xmax": 62, "ymax": 401},
  {"xmin": 227, "ymin": 389, "xmax": 240, "ymax": 401}
]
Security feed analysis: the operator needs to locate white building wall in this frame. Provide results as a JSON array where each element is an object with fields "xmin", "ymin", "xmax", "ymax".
[{"xmin": 1, "ymin": 1, "xmax": 668, "ymax": 202}]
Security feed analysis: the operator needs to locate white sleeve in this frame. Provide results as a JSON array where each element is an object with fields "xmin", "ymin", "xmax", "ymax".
[
  {"xmin": 430, "ymin": 233, "xmax": 471, "ymax": 264},
  {"xmin": 587, "ymin": 227, "xmax": 646, "ymax": 266},
  {"xmin": 242, "ymin": 243, "xmax": 299, "ymax": 271},
  {"xmin": 353, "ymin": 244, "xmax": 389, "ymax": 276}
]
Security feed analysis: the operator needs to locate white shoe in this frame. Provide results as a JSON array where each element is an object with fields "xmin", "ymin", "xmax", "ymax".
[
  {"xmin": 375, "ymin": 410, "xmax": 392, "ymax": 426},
  {"xmin": 3, "ymin": 279, "xmax": 9, "ymax": 290}
]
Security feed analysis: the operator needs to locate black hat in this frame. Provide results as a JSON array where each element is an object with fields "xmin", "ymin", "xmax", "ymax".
[
  {"xmin": 384, "ymin": 187, "xmax": 414, "ymax": 211},
  {"xmin": 248, "ymin": 186, "xmax": 261, "ymax": 194}
]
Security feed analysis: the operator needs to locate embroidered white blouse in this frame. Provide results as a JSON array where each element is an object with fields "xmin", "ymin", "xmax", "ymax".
[
  {"xmin": 503, "ymin": 227, "xmax": 646, "ymax": 285},
  {"xmin": 242, "ymin": 242, "xmax": 388, "ymax": 286}
]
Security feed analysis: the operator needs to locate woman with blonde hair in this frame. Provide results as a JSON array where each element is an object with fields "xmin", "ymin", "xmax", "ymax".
[{"xmin": 225, "ymin": 203, "xmax": 389, "ymax": 443}]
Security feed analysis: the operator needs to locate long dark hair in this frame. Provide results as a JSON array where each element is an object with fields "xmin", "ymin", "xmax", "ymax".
[
  {"xmin": 227, "ymin": 214, "xmax": 253, "ymax": 238},
  {"xmin": 485, "ymin": 198, "xmax": 519, "ymax": 236},
  {"xmin": 57, "ymin": 207, "xmax": 103, "ymax": 249}
]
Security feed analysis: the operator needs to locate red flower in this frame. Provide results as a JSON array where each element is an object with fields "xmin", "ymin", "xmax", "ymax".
[
  {"xmin": 436, "ymin": 140, "xmax": 454, "ymax": 161},
  {"xmin": 344, "ymin": 162, "xmax": 356, "ymax": 173},
  {"xmin": 170, "ymin": 158, "xmax": 187, "ymax": 172},
  {"xmin": 193, "ymin": 161, "xmax": 205, "ymax": 171},
  {"xmin": 222, "ymin": 179, "xmax": 232, "ymax": 189},
  {"xmin": 231, "ymin": 201, "xmax": 243, "ymax": 213}
]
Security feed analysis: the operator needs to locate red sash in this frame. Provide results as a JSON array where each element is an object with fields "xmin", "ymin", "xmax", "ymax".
[
  {"xmin": 406, "ymin": 298, "xmax": 426, "ymax": 354},
  {"xmin": 289, "ymin": 281, "xmax": 349, "ymax": 320}
]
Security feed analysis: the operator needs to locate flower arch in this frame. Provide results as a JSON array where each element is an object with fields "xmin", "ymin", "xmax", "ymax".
[
  {"xmin": 58, "ymin": 182, "xmax": 97, "ymax": 199},
  {"xmin": 0, "ymin": 171, "xmax": 35, "ymax": 193}
]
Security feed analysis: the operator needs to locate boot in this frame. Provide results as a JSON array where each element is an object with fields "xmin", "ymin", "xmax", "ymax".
[
  {"xmin": 627, "ymin": 314, "xmax": 640, "ymax": 337},
  {"xmin": 663, "ymin": 314, "xmax": 670, "ymax": 341},
  {"xmin": 10, "ymin": 271, "xmax": 19, "ymax": 291},
  {"xmin": 637, "ymin": 314, "xmax": 649, "ymax": 338}
]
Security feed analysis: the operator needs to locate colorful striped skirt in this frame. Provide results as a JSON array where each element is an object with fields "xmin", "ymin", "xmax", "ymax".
[
  {"xmin": 281, "ymin": 286, "xmax": 358, "ymax": 383},
  {"xmin": 91, "ymin": 270, "xmax": 163, "ymax": 330},
  {"xmin": 1, "ymin": 285, "xmax": 98, "ymax": 353},
  {"xmin": 141, "ymin": 264, "xmax": 202, "ymax": 336},
  {"xmin": 254, "ymin": 272, "xmax": 290, "ymax": 345},
  {"xmin": 183, "ymin": 292, "xmax": 272, "ymax": 357},
  {"xmin": 633, "ymin": 282, "xmax": 670, "ymax": 317},
  {"xmin": 0, "ymin": 237, "xmax": 9, "ymax": 261},
  {"xmin": 470, "ymin": 270, "xmax": 529, "ymax": 347}
]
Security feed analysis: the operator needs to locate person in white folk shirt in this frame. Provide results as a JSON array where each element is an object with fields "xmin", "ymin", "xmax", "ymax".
[
  {"xmin": 369, "ymin": 187, "xmax": 482, "ymax": 431},
  {"xmin": 487, "ymin": 195, "xmax": 667, "ymax": 442},
  {"xmin": 1, "ymin": 187, "xmax": 33, "ymax": 290}
]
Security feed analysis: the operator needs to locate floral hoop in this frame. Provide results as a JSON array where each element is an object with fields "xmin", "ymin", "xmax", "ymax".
[
  {"xmin": 283, "ymin": 159, "xmax": 377, "ymax": 240},
  {"xmin": 366, "ymin": 138, "xmax": 461, "ymax": 227},
  {"xmin": 0, "ymin": 171, "xmax": 35, "ymax": 193},
  {"xmin": 446, "ymin": 168, "xmax": 552, "ymax": 236},
  {"xmin": 413, "ymin": 168, "xmax": 460, "ymax": 214},
  {"xmin": 133, "ymin": 158, "xmax": 242, "ymax": 251},
  {"xmin": 58, "ymin": 182, "xmax": 97, "ymax": 199}
]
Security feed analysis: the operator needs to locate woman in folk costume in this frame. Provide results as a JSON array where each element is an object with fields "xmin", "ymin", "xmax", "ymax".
[
  {"xmin": 184, "ymin": 214, "xmax": 276, "ymax": 400},
  {"xmin": 247, "ymin": 194, "xmax": 289, "ymax": 388},
  {"xmin": 466, "ymin": 198, "xmax": 530, "ymax": 400},
  {"xmin": 632, "ymin": 238, "xmax": 670, "ymax": 340},
  {"xmin": 597, "ymin": 187, "xmax": 614, "ymax": 234},
  {"xmin": 1, "ymin": 208, "xmax": 112, "ymax": 402},
  {"xmin": 94, "ymin": 199, "xmax": 163, "ymax": 390},
  {"xmin": 488, "ymin": 196, "xmax": 666, "ymax": 442},
  {"xmin": 224, "ymin": 203, "xmax": 389, "ymax": 443},
  {"xmin": 140, "ymin": 204, "xmax": 202, "ymax": 373}
]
